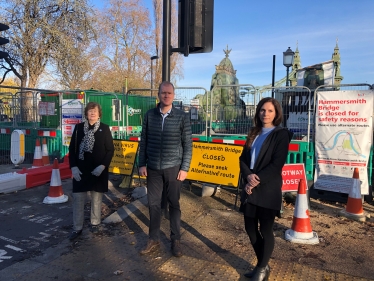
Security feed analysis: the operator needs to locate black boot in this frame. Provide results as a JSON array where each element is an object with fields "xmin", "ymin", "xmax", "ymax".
[
  {"xmin": 171, "ymin": 240, "xmax": 183, "ymax": 257},
  {"xmin": 244, "ymin": 265, "xmax": 270, "ymax": 279},
  {"xmin": 243, "ymin": 266, "xmax": 257, "ymax": 278},
  {"xmin": 251, "ymin": 265, "xmax": 270, "ymax": 281}
]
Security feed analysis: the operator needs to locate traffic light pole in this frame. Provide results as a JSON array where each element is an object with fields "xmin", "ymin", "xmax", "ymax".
[
  {"xmin": 162, "ymin": 0, "xmax": 214, "ymax": 82},
  {"xmin": 162, "ymin": 0, "xmax": 171, "ymax": 82},
  {"xmin": 0, "ymin": 23, "xmax": 10, "ymax": 59}
]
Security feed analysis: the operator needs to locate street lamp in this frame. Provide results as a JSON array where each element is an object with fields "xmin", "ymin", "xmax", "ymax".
[
  {"xmin": 239, "ymin": 90, "xmax": 246, "ymax": 99},
  {"xmin": 283, "ymin": 47, "xmax": 295, "ymax": 87},
  {"xmin": 150, "ymin": 55, "xmax": 159, "ymax": 96}
]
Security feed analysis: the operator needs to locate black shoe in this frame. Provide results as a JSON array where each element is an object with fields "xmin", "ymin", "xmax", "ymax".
[
  {"xmin": 90, "ymin": 225, "xmax": 100, "ymax": 234},
  {"xmin": 69, "ymin": 230, "xmax": 82, "ymax": 241},
  {"xmin": 251, "ymin": 265, "xmax": 270, "ymax": 281},
  {"xmin": 171, "ymin": 240, "xmax": 183, "ymax": 257},
  {"xmin": 244, "ymin": 265, "xmax": 270, "ymax": 279},
  {"xmin": 139, "ymin": 240, "xmax": 160, "ymax": 255}
]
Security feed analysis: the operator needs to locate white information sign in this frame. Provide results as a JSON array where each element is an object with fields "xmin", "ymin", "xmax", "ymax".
[
  {"xmin": 314, "ymin": 90, "xmax": 374, "ymax": 194},
  {"xmin": 62, "ymin": 99, "xmax": 83, "ymax": 146}
]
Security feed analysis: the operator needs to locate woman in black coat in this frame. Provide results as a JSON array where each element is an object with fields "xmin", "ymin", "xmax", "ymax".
[
  {"xmin": 239, "ymin": 97, "xmax": 293, "ymax": 281},
  {"xmin": 68, "ymin": 102, "xmax": 114, "ymax": 240}
]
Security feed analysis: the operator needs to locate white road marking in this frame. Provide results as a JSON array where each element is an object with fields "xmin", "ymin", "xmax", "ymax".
[
  {"xmin": 0, "ymin": 250, "xmax": 12, "ymax": 262},
  {"xmin": 29, "ymin": 232, "xmax": 51, "ymax": 242},
  {"xmin": 0, "ymin": 236, "xmax": 18, "ymax": 244},
  {"xmin": 5, "ymin": 245, "xmax": 25, "ymax": 252},
  {"xmin": 58, "ymin": 206, "xmax": 70, "ymax": 209},
  {"xmin": 28, "ymin": 215, "xmax": 53, "ymax": 223},
  {"xmin": 45, "ymin": 218, "xmax": 63, "ymax": 225},
  {"xmin": 20, "ymin": 240, "xmax": 40, "ymax": 249},
  {"xmin": 0, "ymin": 207, "xmax": 15, "ymax": 214}
]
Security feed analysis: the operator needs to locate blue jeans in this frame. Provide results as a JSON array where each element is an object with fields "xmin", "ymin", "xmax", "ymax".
[
  {"xmin": 147, "ymin": 165, "xmax": 182, "ymax": 241},
  {"xmin": 73, "ymin": 191, "xmax": 103, "ymax": 231}
]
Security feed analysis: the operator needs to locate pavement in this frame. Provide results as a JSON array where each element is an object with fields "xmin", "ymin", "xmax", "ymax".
[{"xmin": 0, "ymin": 164, "xmax": 373, "ymax": 281}]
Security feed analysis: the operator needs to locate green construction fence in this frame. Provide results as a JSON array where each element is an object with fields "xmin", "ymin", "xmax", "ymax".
[{"xmin": 1, "ymin": 126, "xmax": 372, "ymax": 186}]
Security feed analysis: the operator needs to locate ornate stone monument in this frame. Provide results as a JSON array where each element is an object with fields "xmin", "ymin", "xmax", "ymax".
[{"xmin": 195, "ymin": 46, "xmax": 245, "ymax": 128}]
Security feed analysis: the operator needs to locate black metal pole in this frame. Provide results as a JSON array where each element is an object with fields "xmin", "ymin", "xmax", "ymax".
[
  {"xmin": 286, "ymin": 66, "xmax": 290, "ymax": 87},
  {"xmin": 272, "ymin": 55, "xmax": 276, "ymax": 98},
  {"xmin": 162, "ymin": 0, "xmax": 171, "ymax": 82},
  {"xmin": 150, "ymin": 60, "xmax": 153, "ymax": 96}
]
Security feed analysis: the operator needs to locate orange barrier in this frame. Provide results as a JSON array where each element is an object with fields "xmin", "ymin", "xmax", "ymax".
[
  {"xmin": 43, "ymin": 159, "xmax": 68, "ymax": 204},
  {"xmin": 42, "ymin": 138, "xmax": 50, "ymax": 165},
  {"xmin": 17, "ymin": 156, "xmax": 72, "ymax": 189},
  {"xmin": 339, "ymin": 168, "xmax": 368, "ymax": 222},
  {"xmin": 285, "ymin": 179, "xmax": 319, "ymax": 244},
  {"xmin": 32, "ymin": 139, "xmax": 44, "ymax": 167}
]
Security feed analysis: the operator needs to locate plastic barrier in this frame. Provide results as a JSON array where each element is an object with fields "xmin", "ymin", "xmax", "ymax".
[{"xmin": 17, "ymin": 156, "xmax": 72, "ymax": 189}]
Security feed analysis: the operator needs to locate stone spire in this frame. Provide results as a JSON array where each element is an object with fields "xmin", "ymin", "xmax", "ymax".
[
  {"xmin": 332, "ymin": 38, "xmax": 343, "ymax": 85},
  {"xmin": 292, "ymin": 41, "xmax": 302, "ymax": 71},
  {"xmin": 290, "ymin": 42, "xmax": 301, "ymax": 86}
]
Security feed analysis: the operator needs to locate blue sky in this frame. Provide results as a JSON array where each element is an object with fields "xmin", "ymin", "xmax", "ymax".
[{"xmin": 93, "ymin": 0, "xmax": 374, "ymax": 89}]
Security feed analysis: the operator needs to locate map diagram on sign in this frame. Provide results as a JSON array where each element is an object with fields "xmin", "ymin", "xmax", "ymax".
[{"xmin": 318, "ymin": 130, "xmax": 365, "ymax": 159}]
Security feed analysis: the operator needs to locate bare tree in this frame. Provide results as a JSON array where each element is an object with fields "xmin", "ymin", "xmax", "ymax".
[
  {"xmin": 0, "ymin": 0, "xmax": 95, "ymax": 120},
  {"xmin": 91, "ymin": 0, "xmax": 154, "ymax": 92},
  {"xmin": 54, "ymin": 39, "xmax": 96, "ymax": 90}
]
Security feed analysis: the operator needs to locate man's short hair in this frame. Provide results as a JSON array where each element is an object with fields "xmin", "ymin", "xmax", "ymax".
[{"xmin": 158, "ymin": 81, "xmax": 175, "ymax": 94}]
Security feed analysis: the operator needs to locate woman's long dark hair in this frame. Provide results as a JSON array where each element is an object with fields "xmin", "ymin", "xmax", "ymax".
[{"xmin": 246, "ymin": 97, "xmax": 283, "ymax": 148}]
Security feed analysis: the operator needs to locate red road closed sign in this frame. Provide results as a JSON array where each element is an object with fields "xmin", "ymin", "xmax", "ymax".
[{"xmin": 281, "ymin": 163, "xmax": 307, "ymax": 192}]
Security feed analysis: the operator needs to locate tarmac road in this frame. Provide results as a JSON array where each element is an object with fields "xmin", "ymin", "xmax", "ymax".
[
  {"xmin": 0, "ymin": 164, "xmax": 129, "ymax": 271},
  {"xmin": 1, "ymin": 163, "xmax": 374, "ymax": 280}
]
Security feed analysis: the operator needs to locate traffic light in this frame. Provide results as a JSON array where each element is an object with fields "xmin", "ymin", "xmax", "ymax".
[
  {"xmin": 176, "ymin": 0, "xmax": 214, "ymax": 56},
  {"xmin": 0, "ymin": 23, "xmax": 9, "ymax": 59}
]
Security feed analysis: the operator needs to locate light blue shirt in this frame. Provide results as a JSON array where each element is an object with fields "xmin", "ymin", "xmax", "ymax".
[
  {"xmin": 250, "ymin": 126, "xmax": 276, "ymax": 169},
  {"xmin": 160, "ymin": 107, "xmax": 171, "ymax": 130}
]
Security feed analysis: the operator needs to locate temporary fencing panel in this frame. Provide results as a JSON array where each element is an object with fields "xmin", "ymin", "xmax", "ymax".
[
  {"xmin": 127, "ymin": 87, "xmax": 209, "ymax": 136},
  {"xmin": 259, "ymin": 86, "xmax": 312, "ymax": 142},
  {"xmin": 208, "ymin": 84, "xmax": 256, "ymax": 136},
  {"xmin": 174, "ymin": 87, "xmax": 209, "ymax": 135},
  {"xmin": 0, "ymin": 86, "xmax": 87, "ymax": 164}
]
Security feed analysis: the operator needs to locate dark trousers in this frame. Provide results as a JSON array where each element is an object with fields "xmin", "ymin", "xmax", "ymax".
[
  {"xmin": 244, "ymin": 216, "xmax": 275, "ymax": 268},
  {"xmin": 147, "ymin": 165, "xmax": 182, "ymax": 241}
]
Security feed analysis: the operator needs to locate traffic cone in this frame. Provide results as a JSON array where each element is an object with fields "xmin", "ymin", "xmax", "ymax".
[
  {"xmin": 339, "ymin": 168, "xmax": 367, "ymax": 222},
  {"xmin": 42, "ymin": 138, "xmax": 50, "ymax": 166},
  {"xmin": 285, "ymin": 179, "xmax": 319, "ymax": 244},
  {"xmin": 32, "ymin": 139, "xmax": 44, "ymax": 168},
  {"xmin": 43, "ymin": 158, "xmax": 68, "ymax": 204}
]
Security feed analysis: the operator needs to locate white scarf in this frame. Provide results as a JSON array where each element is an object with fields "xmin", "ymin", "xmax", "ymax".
[{"xmin": 79, "ymin": 120, "xmax": 100, "ymax": 160}]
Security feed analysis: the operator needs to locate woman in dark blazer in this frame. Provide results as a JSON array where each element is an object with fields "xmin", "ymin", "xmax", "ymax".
[
  {"xmin": 68, "ymin": 102, "xmax": 114, "ymax": 240},
  {"xmin": 239, "ymin": 97, "xmax": 293, "ymax": 281}
]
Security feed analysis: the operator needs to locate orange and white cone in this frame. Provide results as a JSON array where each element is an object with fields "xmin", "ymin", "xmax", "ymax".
[
  {"xmin": 285, "ymin": 179, "xmax": 319, "ymax": 244},
  {"xmin": 32, "ymin": 139, "xmax": 44, "ymax": 168},
  {"xmin": 42, "ymin": 138, "xmax": 50, "ymax": 166},
  {"xmin": 43, "ymin": 158, "xmax": 68, "ymax": 204},
  {"xmin": 339, "ymin": 168, "xmax": 367, "ymax": 222}
]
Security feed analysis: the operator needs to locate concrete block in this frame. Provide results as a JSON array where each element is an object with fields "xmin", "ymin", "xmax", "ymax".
[
  {"xmin": 0, "ymin": 172, "xmax": 26, "ymax": 193},
  {"xmin": 132, "ymin": 186, "xmax": 147, "ymax": 199}
]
